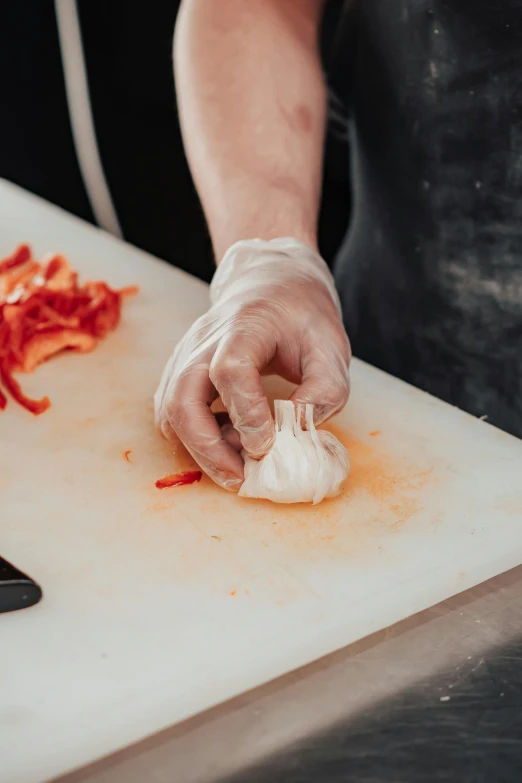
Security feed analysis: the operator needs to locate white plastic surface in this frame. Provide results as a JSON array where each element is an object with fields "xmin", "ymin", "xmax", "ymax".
[{"xmin": 1, "ymin": 180, "xmax": 521, "ymax": 783}]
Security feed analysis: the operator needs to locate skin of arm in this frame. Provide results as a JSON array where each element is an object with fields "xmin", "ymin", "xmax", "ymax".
[{"xmin": 174, "ymin": 0, "xmax": 328, "ymax": 261}]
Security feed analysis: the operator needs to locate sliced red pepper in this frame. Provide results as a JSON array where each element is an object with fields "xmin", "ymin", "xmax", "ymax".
[
  {"xmin": 0, "ymin": 359, "xmax": 51, "ymax": 415},
  {"xmin": 1, "ymin": 261, "xmax": 41, "ymax": 298},
  {"xmin": 118, "ymin": 285, "xmax": 140, "ymax": 298},
  {"xmin": 18, "ymin": 329, "xmax": 97, "ymax": 373},
  {"xmin": 36, "ymin": 305, "xmax": 80, "ymax": 329},
  {"xmin": 43, "ymin": 254, "xmax": 78, "ymax": 290},
  {"xmin": 0, "ymin": 320, "xmax": 10, "ymax": 353},
  {"xmin": 0, "ymin": 244, "xmax": 137, "ymax": 415},
  {"xmin": 155, "ymin": 471, "xmax": 203, "ymax": 489},
  {"xmin": 0, "ymin": 244, "xmax": 32, "ymax": 276}
]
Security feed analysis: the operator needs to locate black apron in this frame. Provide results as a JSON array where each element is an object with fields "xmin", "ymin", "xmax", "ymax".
[{"xmin": 334, "ymin": 0, "xmax": 522, "ymax": 437}]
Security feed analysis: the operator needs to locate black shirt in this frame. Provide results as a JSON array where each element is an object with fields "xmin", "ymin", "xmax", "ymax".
[{"xmin": 334, "ymin": 0, "xmax": 522, "ymax": 436}]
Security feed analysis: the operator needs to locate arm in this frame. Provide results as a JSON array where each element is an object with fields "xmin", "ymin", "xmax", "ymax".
[
  {"xmin": 174, "ymin": 0, "xmax": 327, "ymax": 259},
  {"xmin": 155, "ymin": 0, "xmax": 351, "ymax": 490}
]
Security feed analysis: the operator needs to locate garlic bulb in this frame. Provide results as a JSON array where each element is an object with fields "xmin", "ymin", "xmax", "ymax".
[{"xmin": 239, "ymin": 400, "xmax": 350, "ymax": 505}]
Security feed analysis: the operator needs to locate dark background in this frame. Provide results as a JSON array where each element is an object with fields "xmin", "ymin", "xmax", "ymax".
[{"xmin": 0, "ymin": 0, "xmax": 350, "ymax": 281}]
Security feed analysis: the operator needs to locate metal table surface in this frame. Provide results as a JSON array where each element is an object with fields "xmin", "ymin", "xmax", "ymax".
[{"xmin": 56, "ymin": 566, "xmax": 522, "ymax": 783}]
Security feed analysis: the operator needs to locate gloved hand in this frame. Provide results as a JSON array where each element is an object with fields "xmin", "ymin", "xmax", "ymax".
[{"xmin": 154, "ymin": 238, "xmax": 351, "ymax": 491}]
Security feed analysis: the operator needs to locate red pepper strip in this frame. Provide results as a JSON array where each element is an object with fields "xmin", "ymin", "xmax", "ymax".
[
  {"xmin": 90, "ymin": 306, "xmax": 121, "ymax": 339},
  {"xmin": 0, "ymin": 359, "xmax": 51, "ymax": 415},
  {"xmin": 0, "ymin": 387, "xmax": 7, "ymax": 410},
  {"xmin": 1, "ymin": 261, "xmax": 40, "ymax": 297},
  {"xmin": 1, "ymin": 298, "xmax": 43, "ymax": 366},
  {"xmin": 0, "ymin": 244, "xmax": 32, "ymax": 275},
  {"xmin": 45, "ymin": 289, "xmax": 91, "ymax": 317},
  {"xmin": 44, "ymin": 255, "xmax": 78, "ymax": 290},
  {"xmin": 0, "ymin": 321, "xmax": 10, "ymax": 353},
  {"xmin": 18, "ymin": 329, "xmax": 97, "ymax": 373},
  {"xmin": 36, "ymin": 306, "xmax": 80, "ymax": 329},
  {"xmin": 155, "ymin": 471, "xmax": 203, "ymax": 489},
  {"xmin": 44, "ymin": 254, "xmax": 67, "ymax": 281},
  {"xmin": 118, "ymin": 285, "xmax": 140, "ymax": 298},
  {"xmin": 86, "ymin": 287, "xmax": 121, "ymax": 338},
  {"xmin": 73, "ymin": 283, "xmax": 121, "ymax": 337}
]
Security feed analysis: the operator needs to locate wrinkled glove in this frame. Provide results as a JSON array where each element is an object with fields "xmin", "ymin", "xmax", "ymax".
[{"xmin": 154, "ymin": 238, "xmax": 351, "ymax": 490}]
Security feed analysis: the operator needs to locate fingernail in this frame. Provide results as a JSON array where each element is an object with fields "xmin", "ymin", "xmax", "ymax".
[
  {"xmin": 241, "ymin": 426, "xmax": 275, "ymax": 458},
  {"xmin": 247, "ymin": 434, "xmax": 275, "ymax": 459},
  {"xmin": 221, "ymin": 477, "xmax": 243, "ymax": 492},
  {"xmin": 211, "ymin": 470, "xmax": 243, "ymax": 492}
]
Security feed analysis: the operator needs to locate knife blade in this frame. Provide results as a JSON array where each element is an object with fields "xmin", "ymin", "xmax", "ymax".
[{"xmin": 0, "ymin": 556, "xmax": 42, "ymax": 613}]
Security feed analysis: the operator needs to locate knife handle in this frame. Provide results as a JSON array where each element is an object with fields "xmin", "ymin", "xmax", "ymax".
[{"xmin": 0, "ymin": 556, "xmax": 42, "ymax": 614}]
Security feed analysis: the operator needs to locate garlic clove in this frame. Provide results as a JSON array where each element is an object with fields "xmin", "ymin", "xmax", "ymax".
[{"xmin": 239, "ymin": 400, "xmax": 349, "ymax": 505}]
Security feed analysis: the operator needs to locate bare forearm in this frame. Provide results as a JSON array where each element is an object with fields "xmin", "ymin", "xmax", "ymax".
[{"xmin": 174, "ymin": 0, "xmax": 327, "ymax": 260}]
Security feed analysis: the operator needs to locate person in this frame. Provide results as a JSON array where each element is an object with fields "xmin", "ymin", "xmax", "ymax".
[
  {"xmin": 5, "ymin": 2, "xmax": 522, "ymax": 489},
  {"xmin": 156, "ymin": 0, "xmax": 522, "ymax": 488},
  {"xmin": 155, "ymin": 1, "xmax": 353, "ymax": 490}
]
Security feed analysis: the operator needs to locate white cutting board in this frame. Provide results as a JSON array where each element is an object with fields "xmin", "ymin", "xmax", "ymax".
[{"xmin": 1, "ymin": 180, "xmax": 522, "ymax": 783}]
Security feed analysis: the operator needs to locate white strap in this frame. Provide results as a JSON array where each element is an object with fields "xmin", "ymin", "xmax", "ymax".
[{"xmin": 54, "ymin": 0, "xmax": 123, "ymax": 237}]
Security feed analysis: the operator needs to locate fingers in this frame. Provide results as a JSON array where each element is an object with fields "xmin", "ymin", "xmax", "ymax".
[
  {"xmin": 290, "ymin": 336, "xmax": 351, "ymax": 425},
  {"xmin": 215, "ymin": 412, "xmax": 243, "ymax": 452},
  {"xmin": 210, "ymin": 333, "xmax": 276, "ymax": 458},
  {"xmin": 159, "ymin": 416, "xmax": 180, "ymax": 446},
  {"xmin": 162, "ymin": 364, "xmax": 244, "ymax": 491}
]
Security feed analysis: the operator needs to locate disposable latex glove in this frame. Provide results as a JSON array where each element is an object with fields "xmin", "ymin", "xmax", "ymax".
[{"xmin": 154, "ymin": 238, "xmax": 351, "ymax": 491}]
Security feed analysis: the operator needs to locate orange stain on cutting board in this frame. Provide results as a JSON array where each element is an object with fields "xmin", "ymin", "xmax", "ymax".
[
  {"xmin": 113, "ymin": 418, "xmax": 441, "ymax": 606},
  {"xmin": 326, "ymin": 424, "xmax": 432, "ymax": 523},
  {"xmin": 246, "ymin": 423, "xmax": 434, "ymax": 558},
  {"xmin": 149, "ymin": 500, "xmax": 175, "ymax": 513},
  {"xmin": 149, "ymin": 422, "xmax": 436, "ymax": 570}
]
